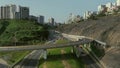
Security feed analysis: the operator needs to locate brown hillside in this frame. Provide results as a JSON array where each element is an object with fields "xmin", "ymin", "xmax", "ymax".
[{"xmin": 57, "ymin": 15, "xmax": 120, "ymax": 47}]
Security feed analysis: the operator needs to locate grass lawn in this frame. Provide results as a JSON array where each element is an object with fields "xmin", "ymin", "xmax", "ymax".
[
  {"xmin": 39, "ymin": 48, "xmax": 64, "ymax": 68},
  {"xmin": 39, "ymin": 39, "xmax": 85, "ymax": 68},
  {"xmin": 63, "ymin": 47, "xmax": 85, "ymax": 68}
]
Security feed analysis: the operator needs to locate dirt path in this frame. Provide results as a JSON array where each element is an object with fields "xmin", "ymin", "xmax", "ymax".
[
  {"xmin": 61, "ymin": 49, "xmax": 71, "ymax": 68},
  {"xmin": 43, "ymin": 62, "xmax": 47, "ymax": 68}
]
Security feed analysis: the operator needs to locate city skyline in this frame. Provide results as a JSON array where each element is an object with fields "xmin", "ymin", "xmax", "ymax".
[{"xmin": 0, "ymin": 0, "xmax": 115, "ymax": 22}]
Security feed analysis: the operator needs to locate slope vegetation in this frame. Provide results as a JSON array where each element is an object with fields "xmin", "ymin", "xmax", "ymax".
[{"xmin": 0, "ymin": 20, "xmax": 49, "ymax": 46}]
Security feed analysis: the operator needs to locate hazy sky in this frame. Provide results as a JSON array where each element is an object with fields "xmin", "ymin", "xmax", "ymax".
[{"xmin": 0, "ymin": 0, "xmax": 115, "ymax": 22}]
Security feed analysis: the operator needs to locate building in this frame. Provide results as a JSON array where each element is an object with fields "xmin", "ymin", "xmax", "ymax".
[
  {"xmin": 0, "ymin": 6, "xmax": 2, "ymax": 19},
  {"xmin": 0, "ymin": 6, "xmax": 8, "ymax": 19},
  {"xmin": 29, "ymin": 15, "xmax": 37, "ymax": 21},
  {"xmin": 66, "ymin": 13, "xmax": 74, "ymax": 23},
  {"xmin": 66, "ymin": 13, "xmax": 82, "ymax": 23},
  {"xmin": 19, "ymin": 6, "xmax": 29, "ymax": 19},
  {"xmin": 117, "ymin": 0, "xmax": 120, "ymax": 6},
  {"xmin": 37, "ymin": 15, "xmax": 44, "ymax": 24},
  {"xmin": 74, "ymin": 15, "xmax": 82, "ymax": 22},
  {"xmin": 10, "ymin": 5, "xmax": 16, "ymax": 19},
  {"xmin": 106, "ymin": 2, "xmax": 113, "ymax": 8},
  {"xmin": 15, "ymin": 12, "xmax": 20, "ymax": 19},
  {"xmin": 83, "ymin": 11, "xmax": 92, "ymax": 20},
  {"xmin": 113, "ymin": 3, "xmax": 117, "ymax": 7},
  {"xmin": 0, "ymin": 4, "xmax": 16, "ymax": 19},
  {"xmin": 48, "ymin": 17, "xmax": 54, "ymax": 26},
  {"xmin": 0, "ymin": 4, "xmax": 29, "ymax": 20},
  {"xmin": 98, "ymin": 5, "xmax": 107, "ymax": 13}
]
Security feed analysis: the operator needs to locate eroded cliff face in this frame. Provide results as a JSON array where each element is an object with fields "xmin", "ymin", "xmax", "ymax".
[{"xmin": 57, "ymin": 15, "xmax": 120, "ymax": 46}]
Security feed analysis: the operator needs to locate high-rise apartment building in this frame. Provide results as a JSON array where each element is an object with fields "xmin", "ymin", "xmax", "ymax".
[
  {"xmin": 10, "ymin": 5, "xmax": 16, "ymax": 19},
  {"xmin": 106, "ymin": 2, "xmax": 113, "ymax": 8},
  {"xmin": 98, "ymin": 5, "xmax": 106, "ymax": 12},
  {"xmin": 19, "ymin": 6, "xmax": 29, "ymax": 19},
  {"xmin": 37, "ymin": 15, "xmax": 44, "ymax": 24},
  {"xmin": 15, "ymin": 12, "xmax": 20, "ymax": 19},
  {"xmin": 48, "ymin": 17, "xmax": 54, "ymax": 26},
  {"xmin": 106, "ymin": 2, "xmax": 114, "ymax": 12},
  {"xmin": 0, "ymin": 7, "xmax": 2, "ymax": 19},
  {"xmin": 0, "ymin": 4, "xmax": 29, "ymax": 20},
  {"xmin": 83, "ymin": 11, "xmax": 92, "ymax": 19},
  {"xmin": 0, "ymin": 4, "xmax": 16, "ymax": 19}
]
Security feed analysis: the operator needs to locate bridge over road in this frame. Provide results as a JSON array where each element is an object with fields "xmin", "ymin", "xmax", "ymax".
[
  {"xmin": 0, "ymin": 31, "xmax": 107, "ymax": 59},
  {"xmin": 0, "ymin": 31, "xmax": 107, "ymax": 68},
  {"xmin": 0, "ymin": 37, "xmax": 106, "ymax": 60},
  {"xmin": 0, "ymin": 39, "xmax": 92, "ymax": 52}
]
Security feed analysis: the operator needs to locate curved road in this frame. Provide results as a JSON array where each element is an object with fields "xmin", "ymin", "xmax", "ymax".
[
  {"xmin": 14, "ymin": 34, "xmax": 58, "ymax": 68},
  {"xmin": 0, "ymin": 31, "xmax": 103, "ymax": 68},
  {"xmin": 0, "ymin": 59, "xmax": 9, "ymax": 68},
  {"xmin": 14, "ymin": 50, "xmax": 43, "ymax": 68},
  {"xmin": 0, "ymin": 64, "xmax": 8, "ymax": 68},
  {"xmin": 77, "ymin": 47, "xmax": 100, "ymax": 68}
]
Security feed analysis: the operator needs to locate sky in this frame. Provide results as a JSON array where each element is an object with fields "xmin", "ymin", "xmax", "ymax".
[{"xmin": 0, "ymin": 0, "xmax": 115, "ymax": 23}]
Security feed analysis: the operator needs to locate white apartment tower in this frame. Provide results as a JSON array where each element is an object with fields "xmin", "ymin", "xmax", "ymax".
[
  {"xmin": 0, "ymin": 4, "xmax": 29, "ymax": 20},
  {"xmin": 10, "ymin": 5, "xmax": 16, "ymax": 19},
  {"xmin": 48, "ymin": 17, "xmax": 54, "ymax": 26},
  {"xmin": 106, "ymin": 2, "xmax": 113, "ymax": 8},
  {"xmin": 0, "ymin": 4, "xmax": 16, "ymax": 19},
  {"xmin": 83, "ymin": 11, "xmax": 92, "ymax": 19},
  {"xmin": 106, "ymin": 2, "xmax": 114, "ymax": 12},
  {"xmin": 117, "ymin": 0, "xmax": 120, "ymax": 6},
  {"xmin": 98, "ymin": 5, "xmax": 106, "ymax": 12}
]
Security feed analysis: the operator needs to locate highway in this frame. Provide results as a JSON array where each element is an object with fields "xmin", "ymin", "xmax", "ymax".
[
  {"xmin": 0, "ymin": 31, "xmax": 105, "ymax": 68},
  {"xmin": 14, "ymin": 31, "xmax": 58, "ymax": 68},
  {"xmin": 81, "ymin": 54, "xmax": 100, "ymax": 68},
  {"xmin": 0, "ymin": 63, "xmax": 8, "ymax": 68},
  {"xmin": 78, "ymin": 47, "xmax": 100, "ymax": 68},
  {"xmin": 14, "ymin": 50, "xmax": 43, "ymax": 68},
  {"xmin": 60, "ymin": 31, "xmax": 102, "ymax": 68},
  {"xmin": 0, "ymin": 58, "xmax": 9, "ymax": 68},
  {"xmin": 52, "ymin": 32, "xmax": 101, "ymax": 68}
]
